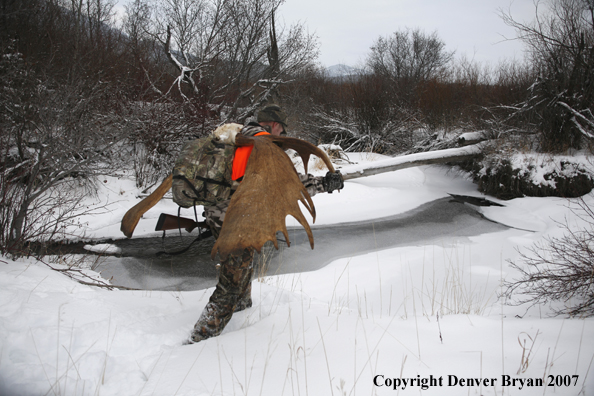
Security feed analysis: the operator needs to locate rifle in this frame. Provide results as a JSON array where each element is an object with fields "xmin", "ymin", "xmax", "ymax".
[
  {"xmin": 154, "ymin": 213, "xmax": 213, "ymax": 256},
  {"xmin": 155, "ymin": 213, "xmax": 207, "ymax": 233}
]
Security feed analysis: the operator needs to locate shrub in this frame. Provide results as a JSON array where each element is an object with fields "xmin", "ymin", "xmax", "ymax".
[{"xmin": 502, "ymin": 199, "xmax": 594, "ymax": 317}]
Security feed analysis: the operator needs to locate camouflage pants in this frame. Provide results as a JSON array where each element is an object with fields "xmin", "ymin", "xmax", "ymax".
[{"xmin": 190, "ymin": 200, "xmax": 254, "ymax": 343}]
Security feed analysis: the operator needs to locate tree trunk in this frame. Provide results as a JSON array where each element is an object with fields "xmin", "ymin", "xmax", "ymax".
[
  {"xmin": 341, "ymin": 144, "xmax": 482, "ymax": 181},
  {"xmin": 8, "ymin": 199, "xmax": 30, "ymax": 250}
]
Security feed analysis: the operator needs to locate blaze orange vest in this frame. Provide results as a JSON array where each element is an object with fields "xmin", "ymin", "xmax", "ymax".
[{"xmin": 231, "ymin": 131, "xmax": 270, "ymax": 181}]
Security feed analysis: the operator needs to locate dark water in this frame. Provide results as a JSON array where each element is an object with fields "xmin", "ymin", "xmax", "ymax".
[{"xmin": 94, "ymin": 197, "xmax": 509, "ymax": 291}]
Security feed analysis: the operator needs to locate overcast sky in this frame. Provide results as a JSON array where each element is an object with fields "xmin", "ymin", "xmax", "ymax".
[
  {"xmin": 114, "ymin": 0, "xmax": 539, "ymax": 68},
  {"xmin": 276, "ymin": 0, "xmax": 538, "ymax": 67}
]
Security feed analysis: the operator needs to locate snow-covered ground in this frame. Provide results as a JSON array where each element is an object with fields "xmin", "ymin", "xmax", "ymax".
[{"xmin": 1, "ymin": 153, "xmax": 593, "ymax": 396}]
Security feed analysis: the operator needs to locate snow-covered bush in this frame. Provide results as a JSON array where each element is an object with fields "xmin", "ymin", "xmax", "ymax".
[{"xmin": 467, "ymin": 152, "xmax": 594, "ymax": 200}]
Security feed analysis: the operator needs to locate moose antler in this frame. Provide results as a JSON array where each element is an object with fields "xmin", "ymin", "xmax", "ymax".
[
  {"xmin": 121, "ymin": 174, "xmax": 173, "ymax": 238},
  {"xmin": 211, "ymin": 134, "xmax": 335, "ymax": 260}
]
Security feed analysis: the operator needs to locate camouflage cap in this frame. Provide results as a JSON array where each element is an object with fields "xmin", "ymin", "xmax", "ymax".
[{"xmin": 257, "ymin": 105, "xmax": 287, "ymax": 128}]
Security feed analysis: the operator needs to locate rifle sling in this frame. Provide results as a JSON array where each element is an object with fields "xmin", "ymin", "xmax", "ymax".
[
  {"xmin": 155, "ymin": 228, "xmax": 213, "ymax": 257},
  {"xmin": 156, "ymin": 205, "xmax": 213, "ymax": 257}
]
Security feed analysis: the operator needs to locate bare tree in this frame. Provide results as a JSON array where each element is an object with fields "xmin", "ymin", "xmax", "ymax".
[
  {"xmin": 139, "ymin": 0, "xmax": 318, "ymax": 125},
  {"xmin": 499, "ymin": 0, "xmax": 594, "ymax": 150},
  {"xmin": 367, "ymin": 28, "xmax": 454, "ymax": 104},
  {"xmin": 122, "ymin": 0, "xmax": 166, "ymax": 97}
]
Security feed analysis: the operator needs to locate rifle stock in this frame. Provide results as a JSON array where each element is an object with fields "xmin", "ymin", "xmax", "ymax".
[{"xmin": 155, "ymin": 213, "xmax": 206, "ymax": 233}]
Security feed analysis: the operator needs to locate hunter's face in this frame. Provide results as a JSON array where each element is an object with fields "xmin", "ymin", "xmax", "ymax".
[{"xmin": 261, "ymin": 121, "xmax": 284, "ymax": 136}]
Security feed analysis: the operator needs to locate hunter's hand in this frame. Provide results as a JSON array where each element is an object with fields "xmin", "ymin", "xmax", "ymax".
[{"xmin": 323, "ymin": 171, "xmax": 344, "ymax": 193}]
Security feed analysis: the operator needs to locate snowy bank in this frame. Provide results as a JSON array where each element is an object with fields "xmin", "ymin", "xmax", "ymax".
[{"xmin": 1, "ymin": 155, "xmax": 594, "ymax": 396}]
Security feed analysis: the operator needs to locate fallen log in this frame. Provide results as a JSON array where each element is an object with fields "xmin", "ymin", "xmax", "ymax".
[{"xmin": 340, "ymin": 143, "xmax": 483, "ymax": 181}]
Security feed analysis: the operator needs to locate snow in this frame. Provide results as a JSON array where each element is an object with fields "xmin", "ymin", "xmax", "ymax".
[
  {"xmin": 1, "ymin": 153, "xmax": 594, "ymax": 396},
  {"xmin": 510, "ymin": 153, "xmax": 593, "ymax": 189},
  {"xmin": 83, "ymin": 243, "xmax": 123, "ymax": 255},
  {"xmin": 458, "ymin": 131, "xmax": 487, "ymax": 142}
]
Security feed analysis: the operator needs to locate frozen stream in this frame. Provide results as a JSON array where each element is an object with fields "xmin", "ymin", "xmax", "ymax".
[{"xmin": 92, "ymin": 197, "xmax": 510, "ymax": 291}]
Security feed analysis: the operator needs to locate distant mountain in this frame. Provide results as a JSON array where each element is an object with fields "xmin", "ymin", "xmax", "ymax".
[{"xmin": 324, "ymin": 64, "xmax": 360, "ymax": 78}]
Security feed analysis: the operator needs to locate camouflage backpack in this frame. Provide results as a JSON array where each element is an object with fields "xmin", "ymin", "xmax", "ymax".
[{"xmin": 171, "ymin": 136, "xmax": 236, "ymax": 208}]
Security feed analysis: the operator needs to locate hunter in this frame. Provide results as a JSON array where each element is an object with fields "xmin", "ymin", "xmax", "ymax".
[{"xmin": 189, "ymin": 105, "xmax": 344, "ymax": 343}]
